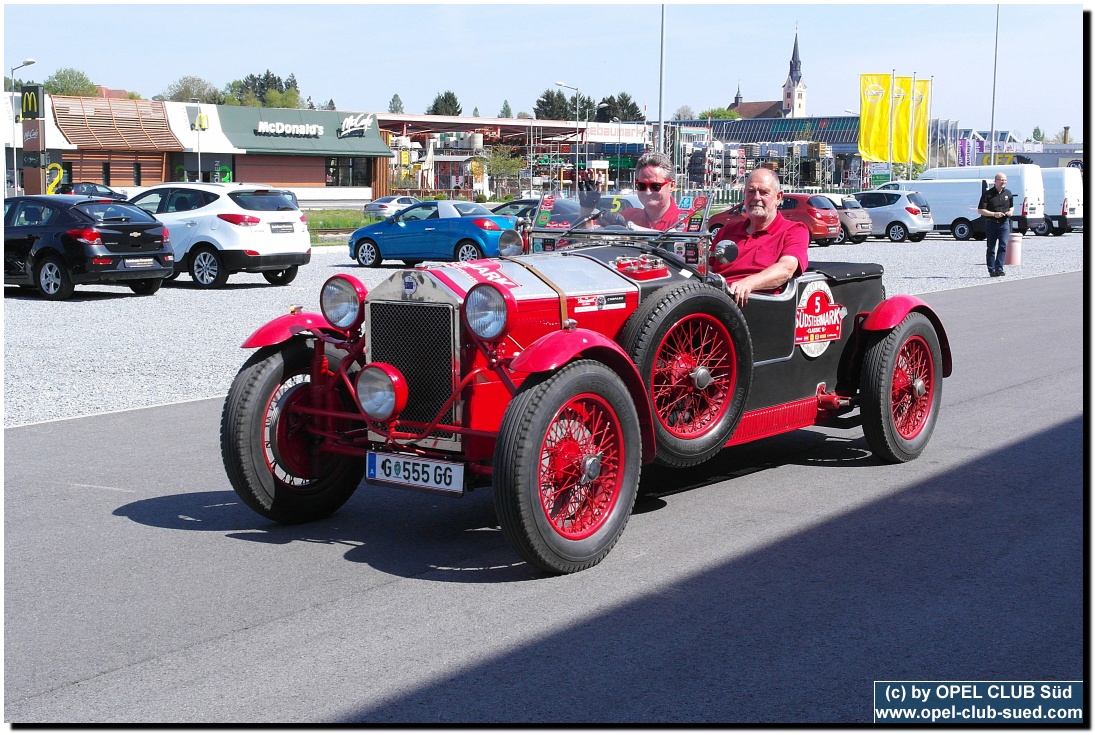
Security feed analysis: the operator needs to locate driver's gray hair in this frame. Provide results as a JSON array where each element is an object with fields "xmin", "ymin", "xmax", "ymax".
[{"xmin": 635, "ymin": 151, "xmax": 673, "ymax": 178}]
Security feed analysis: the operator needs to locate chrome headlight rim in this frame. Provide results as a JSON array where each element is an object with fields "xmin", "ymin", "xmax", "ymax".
[
  {"xmin": 462, "ymin": 283, "xmax": 515, "ymax": 342},
  {"xmin": 320, "ymin": 274, "xmax": 368, "ymax": 330},
  {"xmin": 354, "ymin": 363, "xmax": 408, "ymax": 421},
  {"xmin": 497, "ymin": 229, "xmax": 523, "ymax": 257}
]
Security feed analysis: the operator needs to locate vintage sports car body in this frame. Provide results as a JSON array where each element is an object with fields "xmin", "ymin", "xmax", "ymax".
[{"xmin": 222, "ymin": 226, "xmax": 952, "ymax": 575}]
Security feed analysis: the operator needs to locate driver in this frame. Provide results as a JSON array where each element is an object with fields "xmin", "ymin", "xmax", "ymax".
[
  {"xmin": 710, "ymin": 168, "xmax": 809, "ymax": 306},
  {"xmin": 578, "ymin": 152, "xmax": 682, "ymax": 231}
]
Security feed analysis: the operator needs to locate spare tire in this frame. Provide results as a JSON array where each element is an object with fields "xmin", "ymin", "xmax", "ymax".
[{"xmin": 618, "ymin": 281, "xmax": 753, "ymax": 467}]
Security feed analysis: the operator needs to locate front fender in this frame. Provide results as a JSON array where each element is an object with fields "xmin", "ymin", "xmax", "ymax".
[
  {"xmin": 862, "ymin": 295, "xmax": 953, "ymax": 377},
  {"xmin": 509, "ymin": 328, "xmax": 656, "ymax": 464},
  {"xmin": 241, "ymin": 312, "xmax": 345, "ymax": 349}
]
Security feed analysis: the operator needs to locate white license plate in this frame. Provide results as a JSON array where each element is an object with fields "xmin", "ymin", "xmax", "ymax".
[
  {"xmin": 125, "ymin": 257, "xmax": 155, "ymax": 268},
  {"xmin": 366, "ymin": 452, "xmax": 464, "ymax": 494},
  {"xmin": 269, "ymin": 223, "xmax": 294, "ymax": 234}
]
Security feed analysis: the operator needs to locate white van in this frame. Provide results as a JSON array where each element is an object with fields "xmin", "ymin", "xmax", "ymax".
[
  {"xmin": 1035, "ymin": 167, "xmax": 1084, "ymax": 235},
  {"xmin": 876, "ymin": 179, "xmax": 988, "ymax": 240},
  {"xmin": 918, "ymin": 164, "xmax": 1044, "ymax": 233}
]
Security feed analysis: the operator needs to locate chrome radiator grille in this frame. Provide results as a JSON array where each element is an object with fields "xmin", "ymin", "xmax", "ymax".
[{"xmin": 367, "ymin": 301, "xmax": 459, "ymax": 443}]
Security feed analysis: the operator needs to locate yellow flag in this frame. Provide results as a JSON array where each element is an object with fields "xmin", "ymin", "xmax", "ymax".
[
  {"xmin": 891, "ymin": 76, "xmax": 913, "ymax": 163},
  {"xmin": 858, "ymin": 74, "xmax": 891, "ymax": 162},
  {"xmin": 912, "ymin": 79, "xmax": 931, "ymax": 164}
]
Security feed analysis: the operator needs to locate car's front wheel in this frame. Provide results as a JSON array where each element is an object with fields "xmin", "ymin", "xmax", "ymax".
[
  {"xmin": 128, "ymin": 278, "xmax": 162, "ymax": 295},
  {"xmin": 835, "ymin": 225, "xmax": 850, "ymax": 245},
  {"xmin": 909, "ymin": 233, "xmax": 926, "ymax": 242},
  {"xmin": 887, "ymin": 222, "xmax": 909, "ymax": 242},
  {"xmin": 263, "ymin": 266, "xmax": 299, "ymax": 285},
  {"xmin": 35, "ymin": 256, "xmax": 75, "ymax": 300},
  {"xmin": 190, "ymin": 247, "xmax": 229, "ymax": 288},
  {"xmin": 221, "ymin": 338, "xmax": 366, "ymax": 523},
  {"xmin": 355, "ymin": 239, "xmax": 381, "ymax": 268},
  {"xmin": 455, "ymin": 240, "xmax": 483, "ymax": 262},
  {"xmin": 951, "ymin": 219, "xmax": 972, "ymax": 240},
  {"xmin": 860, "ymin": 313, "xmax": 942, "ymax": 463},
  {"xmin": 493, "ymin": 359, "xmax": 641, "ymax": 575}
]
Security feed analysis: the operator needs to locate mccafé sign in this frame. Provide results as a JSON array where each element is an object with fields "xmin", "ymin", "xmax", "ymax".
[{"xmin": 254, "ymin": 120, "xmax": 324, "ymax": 138}]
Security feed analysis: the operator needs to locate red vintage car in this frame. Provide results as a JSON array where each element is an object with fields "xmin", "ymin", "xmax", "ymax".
[{"xmin": 221, "ymin": 222, "xmax": 951, "ymax": 575}]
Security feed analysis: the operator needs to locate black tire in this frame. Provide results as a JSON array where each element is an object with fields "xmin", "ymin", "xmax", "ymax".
[
  {"xmin": 1051, "ymin": 227, "xmax": 1067, "ymax": 236},
  {"xmin": 128, "ymin": 278, "xmax": 162, "ymax": 295},
  {"xmin": 221, "ymin": 338, "xmax": 366, "ymax": 523},
  {"xmin": 860, "ymin": 312, "xmax": 943, "ymax": 463},
  {"xmin": 835, "ymin": 225, "xmax": 850, "ymax": 245},
  {"xmin": 816, "ymin": 238, "xmax": 836, "ymax": 247},
  {"xmin": 35, "ymin": 255, "xmax": 75, "ymax": 300},
  {"xmin": 952, "ymin": 219, "xmax": 972, "ymax": 240},
  {"xmin": 189, "ymin": 246, "xmax": 229, "ymax": 288},
  {"xmin": 493, "ymin": 360, "xmax": 641, "ymax": 575},
  {"xmin": 455, "ymin": 240, "xmax": 483, "ymax": 262},
  {"xmin": 355, "ymin": 239, "xmax": 381, "ymax": 267},
  {"xmin": 886, "ymin": 222, "xmax": 908, "ymax": 242},
  {"xmin": 708, "ymin": 224, "xmax": 723, "ymax": 238},
  {"xmin": 909, "ymin": 233, "xmax": 926, "ymax": 242},
  {"xmin": 851, "ymin": 236, "xmax": 868, "ymax": 244},
  {"xmin": 402, "ymin": 260, "xmax": 422, "ymax": 267},
  {"xmin": 618, "ymin": 282, "xmax": 752, "ymax": 467},
  {"xmin": 1031, "ymin": 219, "xmax": 1050, "ymax": 236},
  {"xmin": 263, "ymin": 266, "xmax": 299, "ymax": 285}
]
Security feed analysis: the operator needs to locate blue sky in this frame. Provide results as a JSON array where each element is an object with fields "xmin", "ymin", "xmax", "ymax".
[{"xmin": 3, "ymin": 2, "xmax": 1086, "ymax": 142}]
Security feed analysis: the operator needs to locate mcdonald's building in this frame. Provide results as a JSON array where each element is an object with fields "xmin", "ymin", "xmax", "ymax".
[{"xmin": 6, "ymin": 93, "xmax": 394, "ymax": 201}]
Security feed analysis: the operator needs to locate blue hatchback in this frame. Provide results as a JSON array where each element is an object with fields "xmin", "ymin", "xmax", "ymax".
[{"xmin": 350, "ymin": 200, "xmax": 521, "ymax": 267}]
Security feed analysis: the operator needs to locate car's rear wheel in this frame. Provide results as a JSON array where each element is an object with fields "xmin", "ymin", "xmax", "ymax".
[
  {"xmin": 263, "ymin": 266, "xmax": 299, "ymax": 285},
  {"xmin": 708, "ymin": 223, "xmax": 723, "ymax": 238},
  {"xmin": 221, "ymin": 338, "xmax": 366, "ymax": 523},
  {"xmin": 1031, "ymin": 219, "xmax": 1050, "ymax": 236},
  {"xmin": 860, "ymin": 312, "xmax": 942, "ymax": 463},
  {"xmin": 816, "ymin": 238, "xmax": 836, "ymax": 247},
  {"xmin": 455, "ymin": 240, "xmax": 483, "ymax": 262},
  {"xmin": 190, "ymin": 247, "xmax": 229, "ymax": 288},
  {"xmin": 952, "ymin": 219, "xmax": 972, "ymax": 240},
  {"xmin": 886, "ymin": 222, "xmax": 909, "ymax": 242},
  {"xmin": 35, "ymin": 256, "xmax": 75, "ymax": 300},
  {"xmin": 619, "ymin": 282, "xmax": 752, "ymax": 467},
  {"xmin": 355, "ymin": 239, "xmax": 381, "ymax": 268},
  {"xmin": 909, "ymin": 233, "xmax": 926, "ymax": 242},
  {"xmin": 493, "ymin": 359, "xmax": 640, "ymax": 575},
  {"xmin": 402, "ymin": 260, "xmax": 422, "ymax": 267},
  {"xmin": 128, "ymin": 278, "xmax": 162, "ymax": 295},
  {"xmin": 1051, "ymin": 227, "xmax": 1067, "ymax": 236},
  {"xmin": 851, "ymin": 236, "xmax": 868, "ymax": 244}
]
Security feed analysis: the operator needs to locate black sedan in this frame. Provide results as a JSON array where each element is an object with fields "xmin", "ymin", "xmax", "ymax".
[
  {"xmin": 54, "ymin": 182, "xmax": 129, "ymax": 201},
  {"xmin": 4, "ymin": 195, "xmax": 174, "ymax": 300}
]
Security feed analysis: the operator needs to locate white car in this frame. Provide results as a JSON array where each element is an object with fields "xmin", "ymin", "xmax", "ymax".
[
  {"xmin": 128, "ymin": 183, "xmax": 311, "ymax": 287},
  {"xmin": 363, "ymin": 195, "xmax": 420, "ymax": 219},
  {"xmin": 852, "ymin": 190, "xmax": 935, "ymax": 243}
]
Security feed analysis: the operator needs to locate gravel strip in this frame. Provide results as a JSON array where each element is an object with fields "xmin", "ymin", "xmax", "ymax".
[{"xmin": 3, "ymin": 231, "xmax": 1083, "ymax": 427}]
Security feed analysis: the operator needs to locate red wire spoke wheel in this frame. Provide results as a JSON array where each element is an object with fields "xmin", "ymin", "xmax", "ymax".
[
  {"xmin": 494, "ymin": 360, "xmax": 641, "ymax": 575},
  {"xmin": 537, "ymin": 393, "xmax": 625, "ymax": 540},
  {"xmin": 861, "ymin": 312, "xmax": 943, "ymax": 463},
  {"xmin": 620, "ymin": 282, "xmax": 752, "ymax": 467}
]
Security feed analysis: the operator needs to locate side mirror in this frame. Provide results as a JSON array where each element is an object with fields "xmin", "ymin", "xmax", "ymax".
[{"xmin": 713, "ymin": 239, "xmax": 738, "ymax": 265}]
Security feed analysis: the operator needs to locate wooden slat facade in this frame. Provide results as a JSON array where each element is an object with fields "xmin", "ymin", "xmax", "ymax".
[
  {"xmin": 52, "ymin": 96, "xmax": 183, "ymax": 150},
  {"xmin": 64, "ymin": 150, "xmax": 170, "ymax": 187},
  {"xmin": 371, "ymin": 131, "xmax": 392, "ymax": 198}
]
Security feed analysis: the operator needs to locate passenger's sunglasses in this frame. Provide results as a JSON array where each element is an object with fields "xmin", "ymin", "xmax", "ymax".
[{"xmin": 636, "ymin": 181, "xmax": 668, "ymax": 192}]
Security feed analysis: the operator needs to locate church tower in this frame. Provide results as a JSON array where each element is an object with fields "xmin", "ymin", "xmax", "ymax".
[{"xmin": 782, "ymin": 32, "xmax": 807, "ymax": 118}]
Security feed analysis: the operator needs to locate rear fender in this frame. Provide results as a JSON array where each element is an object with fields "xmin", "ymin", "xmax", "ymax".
[
  {"xmin": 242, "ymin": 312, "xmax": 346, "ymax": 349},
  {"xmin": 861, "ymin": 295, "xmax": 953, "ymax": 377},
  {"xmin": 509, "ymin": 329, "xmax": 656, "ymax": 464}
]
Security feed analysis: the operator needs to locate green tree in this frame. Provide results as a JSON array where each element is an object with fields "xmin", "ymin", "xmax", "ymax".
[
  {"xmin": 516, "ymin": 111, "xmax": 532, "ymax": 119},
  {"xmin": 5, "ymin": 75, "xmax": 39, "ymax": 92},
  {"xmin": 533, "ymin": 89, "xmax": 570, "ymax": 120},
  {"xmin": 697, "ymin": 107, "xmax": 741, "ymax": 120},
  {"xmin": 614, "ymin": 93, "xmax": 643, "ymax": 121},
  {"xmin": 389, "ymin": 93, "xmax": 404, "ymax": 113},
  {"xmin": 225, "ymin": 69, "xmax": 299, "ymax": 107},
  {"xmin": 264, "ymin": 87, "xmax": 302, "ymax": 109},
  {"xmin": 161, "ymin": 76, "xmax": 225, "ymax": 104},
  {"xmin": 426, "ymin": 91, "xmax": 462, "ymax": 116},
  {"xmin": 1032, "ymin": 126, "xmax": 1045, "ymax": 142},
  {"xmin": 324, "ymin": 99, "xmax": 336, "ymax": 110},
  {"xmin": 480, "ymin": 144, "xmax": 524, "ymax": 193},
  {"xmin": 672, "ymin": 105, "xmax": 695, "ymax": 120},
  {"xmin": 472, "ymin": 106, "xmax": 479, "ymax": 117},
  {"xmin": 43, "ymin": 67, "xmax": 98, "ymax": 96},
  {"xmin": 499, "ymin": 100, "xmax": 513, "ymax": 118}
]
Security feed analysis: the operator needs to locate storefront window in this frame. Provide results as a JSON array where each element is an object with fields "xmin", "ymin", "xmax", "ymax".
[{"xmin": 326, "ymin": 157, "xmax": 373, "ymax": 187}]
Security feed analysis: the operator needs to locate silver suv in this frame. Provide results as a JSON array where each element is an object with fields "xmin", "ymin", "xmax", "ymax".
[{"xmin": 852, "ymin": 190, "xmax": 934, "ymax": 242}]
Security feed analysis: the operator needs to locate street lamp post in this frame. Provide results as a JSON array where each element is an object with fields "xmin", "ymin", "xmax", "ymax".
[
  {"xmin": 611, "ymin": 116, "xmax": 622, "ymax": 190},
  {"xmin": 10, "ymin": 57, "xmax": 35, "ymax": 194},
  {"xmin": 555, "ymin": 81, "xmax": 578, "ymax": 195}
]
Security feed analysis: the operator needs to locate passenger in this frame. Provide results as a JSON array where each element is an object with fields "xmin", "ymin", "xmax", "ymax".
[
  {"xmin": 709, "ymin": 168, "xmax": 809, "ymax": 306},
  {"xmin": 577, "ymin": 151, "xmax": 682, "ymax": 231}
]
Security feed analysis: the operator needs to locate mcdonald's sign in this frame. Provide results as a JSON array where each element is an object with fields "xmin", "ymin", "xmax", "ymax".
[{"xmin": 20, "ymin": 85, "xmax": 43, "ymax": 120}]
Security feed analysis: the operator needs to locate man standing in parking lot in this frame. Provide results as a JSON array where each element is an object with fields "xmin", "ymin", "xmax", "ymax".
[{"xmin": 978, "ymin": 172, "xmax": 1014, "ymax": 277}]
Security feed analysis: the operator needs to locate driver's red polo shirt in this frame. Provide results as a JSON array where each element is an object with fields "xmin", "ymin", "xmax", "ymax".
[
  {"xmin": 621, "ymin": 200, "xmax": 682, "ymax": 231},
  {"xmin": 709, "ymin": 212, "xmax": 809, "ymax": 281}
]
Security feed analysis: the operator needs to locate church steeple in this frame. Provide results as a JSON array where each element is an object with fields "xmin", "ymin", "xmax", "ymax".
[
  {"xmin": 782, "ymin": 30, "xmax": 807, "ymax": 118},
  {"xmin": 787, "ymin": 33, "xmax": 802, "ymax": 86},
  {"xmin": 734, "ymin": 82, "xmax": 743, "ymax": 106}
]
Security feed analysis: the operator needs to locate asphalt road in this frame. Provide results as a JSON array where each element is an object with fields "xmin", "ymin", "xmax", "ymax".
[{"xmin": 4, "ymin": 271, "xmax": 1083, "ymax": 723}]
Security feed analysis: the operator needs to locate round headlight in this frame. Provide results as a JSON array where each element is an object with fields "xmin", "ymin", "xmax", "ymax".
[
  {"xmin": 321, "ymin": 275, "xmax": 367, "ymax": 330},
  {"xmin": 464, "ymin": 284, "xmax": 511, "ymax": 341},
  {"xmin": 355, "ymin": 364, "xmax": 407, "ymax": 421},
  {"xmin": 498, "ymin": 229, "xmax": 523, "ymax": 257}
]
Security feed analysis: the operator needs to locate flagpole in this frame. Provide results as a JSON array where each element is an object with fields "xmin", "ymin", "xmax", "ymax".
[
  {"xmin": 907, "ymin": 72, "xmax": 916, "ymax": 176},
  {"xmin": 989, "ymin": 4, "xmax": 1000, "ymax": 165},
  {"xmin": 926, "ymin": 77, "xmax": 934, "ymax": 169},
  {"xmin": 888, "ymin": 69, "xmax": 895, "ymax": 181}
]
